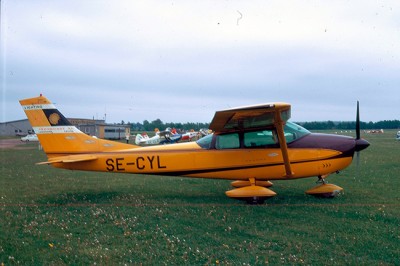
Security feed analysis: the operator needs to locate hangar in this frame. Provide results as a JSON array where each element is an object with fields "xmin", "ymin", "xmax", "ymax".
[
  {"xmin": 0, "ymin": 118, "xmax": 130, "ymax": 140},
  {"xmin": 0, "ymin": 119, "xmax": 35, "ymax": 136}
]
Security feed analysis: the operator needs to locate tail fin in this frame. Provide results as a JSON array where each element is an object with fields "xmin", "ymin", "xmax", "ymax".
[
  {"xmin": 19, "ymin": 95, "xmax": 138, "ymax": 156},
  {"xmin": 135, "ymin": 134, "xmax": 145, "ymax": 145}
]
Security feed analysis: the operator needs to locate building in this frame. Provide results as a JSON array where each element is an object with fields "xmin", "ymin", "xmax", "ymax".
[
  {"xmin": 0, "ymin": 119, "xmax": 35, "ymax": 136},
  {"xmin": 0, "ymin": 118, "xmax": 130, "ymax": 140}
]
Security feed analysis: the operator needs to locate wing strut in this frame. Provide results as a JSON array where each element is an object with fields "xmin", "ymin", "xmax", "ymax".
[{"xmin": 275, "ymin": 111, "xmax": 294, "ymax": 177}]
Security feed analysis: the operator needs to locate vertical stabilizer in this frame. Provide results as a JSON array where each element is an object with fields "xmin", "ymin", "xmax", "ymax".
[{"xmin": 19, "ymin": 95, "xmax": 138, "ymax": 156}]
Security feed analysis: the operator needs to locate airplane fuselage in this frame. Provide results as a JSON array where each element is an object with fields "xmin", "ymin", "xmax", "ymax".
[{"xmin": 49, "ymin": 132, "xmax": 361, "ymax": 181}]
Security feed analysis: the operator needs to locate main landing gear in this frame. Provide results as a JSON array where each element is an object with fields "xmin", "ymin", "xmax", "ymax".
[
  {"xmin": 305, "ymin": 175, "xmax": 343, "ymax": 198},
  {"xmin": 226, "ymin": 175, "xmax": 343, "ymax": 204},
  {"xmin": 225, "ymin": 178, "xmax": 276, "ymax": 204}
]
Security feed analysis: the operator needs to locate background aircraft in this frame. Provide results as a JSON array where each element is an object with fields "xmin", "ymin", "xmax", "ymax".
[
  {"xmin": 180, "ymin": 130, "xmax": 200, "ymax": 142},
  {"xmin": 135, "ymin": 128, "xmax": 182, "ymax": 145},
  {"xmin": 20, "ymin": 95, "xmax": 369, "ymax": 204}
]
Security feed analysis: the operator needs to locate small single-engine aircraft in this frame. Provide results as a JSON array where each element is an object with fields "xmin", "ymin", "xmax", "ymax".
[
  {"xmin": 20, "ymin": 95, "xmax": 369, "ymax": 204},
  {"xmin": 180, "ymin": 130, "xmax": 200, "ymax": 142},
  {"xmin": 135, "ymin": 128, "xmax": 182, "ymax": 145},
  {"xmin": 135, "ymin": 132, "xmax": 157, "ymax": 145}
]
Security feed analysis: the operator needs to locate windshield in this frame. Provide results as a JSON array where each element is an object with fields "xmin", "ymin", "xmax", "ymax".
[
  {"xmin": 283, "ymin": 121, "xmax": 310, "ymax": 142},
  {"xmin": 196, "ymin": 133, "xmax": 213, "ymax": 149}
]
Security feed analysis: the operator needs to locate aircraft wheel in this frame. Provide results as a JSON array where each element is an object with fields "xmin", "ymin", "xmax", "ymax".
[
  {"xmin": 245, "ymin": 196, "xmax": 266, "ymax": 205},
  {"xmin": 226, "ymin": 185, "xmax": 276, "ymax": 204},
  {"xmin": 310, "ymin": 190, "xmax": 341, "ymax": 198},
  {"xmin": 305, "ymin": 183, "xmax": 343, "ymax": 198}
]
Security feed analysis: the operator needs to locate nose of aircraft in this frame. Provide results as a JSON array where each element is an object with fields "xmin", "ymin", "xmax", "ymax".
[{"xmin": 355, "ymin": 138, "xmax": 370, "ymax": 152}]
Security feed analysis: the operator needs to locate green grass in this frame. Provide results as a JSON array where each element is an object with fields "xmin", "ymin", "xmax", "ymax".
[{"xmin": 1, "ymin": 131, "xmax": 399, "ymax": 265}]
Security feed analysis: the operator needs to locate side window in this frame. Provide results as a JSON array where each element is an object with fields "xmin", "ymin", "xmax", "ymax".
[
  {"xmin": 244, "ymin": 130, "xmax": 277, "ymax": 147},
  {"xmin": 216, "ymin": 133, "xmax": 240, "ymax": 149}
]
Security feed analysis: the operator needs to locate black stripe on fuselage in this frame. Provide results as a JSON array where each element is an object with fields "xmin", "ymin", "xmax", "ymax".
[{"xmin": 144, "ymin": 154, "xmax": 353, "ymax": 177}]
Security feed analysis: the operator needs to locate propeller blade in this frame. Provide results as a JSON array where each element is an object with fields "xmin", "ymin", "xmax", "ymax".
[
  {"xmin": 356, "ymin": 101, "xmax": 360, "ymax": 140},
  {"xmin": 353, "ymin": 101, "xmax": 370, "ymax": 177},
  {"xmin": 354, "ymin": 101, "xmax": 369, "ymax": 152}
]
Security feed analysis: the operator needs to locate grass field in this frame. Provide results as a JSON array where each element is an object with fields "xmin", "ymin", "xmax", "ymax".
[{"xmin": 1, "ymin": 131, "xmax": 399, "ymax": 265}]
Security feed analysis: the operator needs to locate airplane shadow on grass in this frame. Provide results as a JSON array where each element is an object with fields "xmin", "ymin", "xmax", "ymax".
[
  {"xmin": 37, "ymin": 191, "xmax": 122, "ymax": 206},
  {"xmin": 36, "ymin": 190, "xmax": 232, "ymax": 206},
  {"xmin": 34, "ymin": 177, "xmax": 344, "ymax": 206},
  {"xmin": 36, "ymin": 190, "xmax": 342, "ymax": 206}
]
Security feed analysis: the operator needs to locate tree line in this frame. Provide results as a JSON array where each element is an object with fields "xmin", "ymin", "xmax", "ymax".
[
  {"xmin": 123, "ymin": 119, "xmax": 399, "ymax": 131},
  {"xmin": 297, "ymin": 120, "xmax": 400, "ymax": 130},
  {"xmin": 128, "ymin": 119, "xmax": 210, "ymax": 132}
]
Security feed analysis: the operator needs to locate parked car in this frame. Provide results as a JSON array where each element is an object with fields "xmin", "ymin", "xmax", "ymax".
[{"xmin": 21, "ymin": 134, "xmax": 38, "ymax": 142}]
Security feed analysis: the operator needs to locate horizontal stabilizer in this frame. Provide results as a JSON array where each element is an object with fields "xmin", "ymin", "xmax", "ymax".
[{"xmin": 37, "ymin": 154, "xmax": 98, "ymax": 165}]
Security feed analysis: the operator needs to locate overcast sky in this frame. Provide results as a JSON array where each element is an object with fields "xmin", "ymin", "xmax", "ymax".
[{"xmin": 1, "ymin": 1, "xmax": 399, "ymax": 124}]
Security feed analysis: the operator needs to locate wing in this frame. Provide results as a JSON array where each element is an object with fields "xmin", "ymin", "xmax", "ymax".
[
  {"xmin": 209, "ymin": 102, "xmax": 293, "ymax": 177},
  {"xmin": 209, "ymin": 102, "xmax": 291, "ymax": 132}
]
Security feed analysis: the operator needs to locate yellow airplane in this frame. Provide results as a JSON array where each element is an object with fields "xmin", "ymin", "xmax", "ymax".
[{"xmin": 20, "ymin": 95, "xmax": 369, "ymax": 204}]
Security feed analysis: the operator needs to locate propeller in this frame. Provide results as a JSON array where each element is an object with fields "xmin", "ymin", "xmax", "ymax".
[
  {"xmin": 354, "ymin": 101, "xmax": 370, "ymax": 173},
  {"xmin": 356, "ymin": 101, "xmax": 360, "ymax": 140},
  {"xmin": 354, "ymin": 101, "xmax": 369, "ymax": 152},
  {"xmin": 356, "ymin": 101, "xmax": 360, "ymax": 169}
]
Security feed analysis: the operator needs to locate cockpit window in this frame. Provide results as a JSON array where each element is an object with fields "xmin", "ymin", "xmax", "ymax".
[{"xmin": 196, "ymin": 121, "xmax": 310, "ymax": 149}]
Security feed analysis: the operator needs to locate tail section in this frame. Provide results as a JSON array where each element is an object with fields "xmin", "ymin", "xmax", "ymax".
[
  {"xmin": 135, "ymin": 133, "xmax": 146, "ymax": 145},
  {"xmin": 19, "ymin": 95, "xmax": 138, "ymax": 156}
]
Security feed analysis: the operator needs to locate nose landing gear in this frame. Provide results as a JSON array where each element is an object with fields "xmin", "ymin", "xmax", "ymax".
[{"xmin": 305, "ymin": 175, "xmax": 343, "ymax": 198}]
